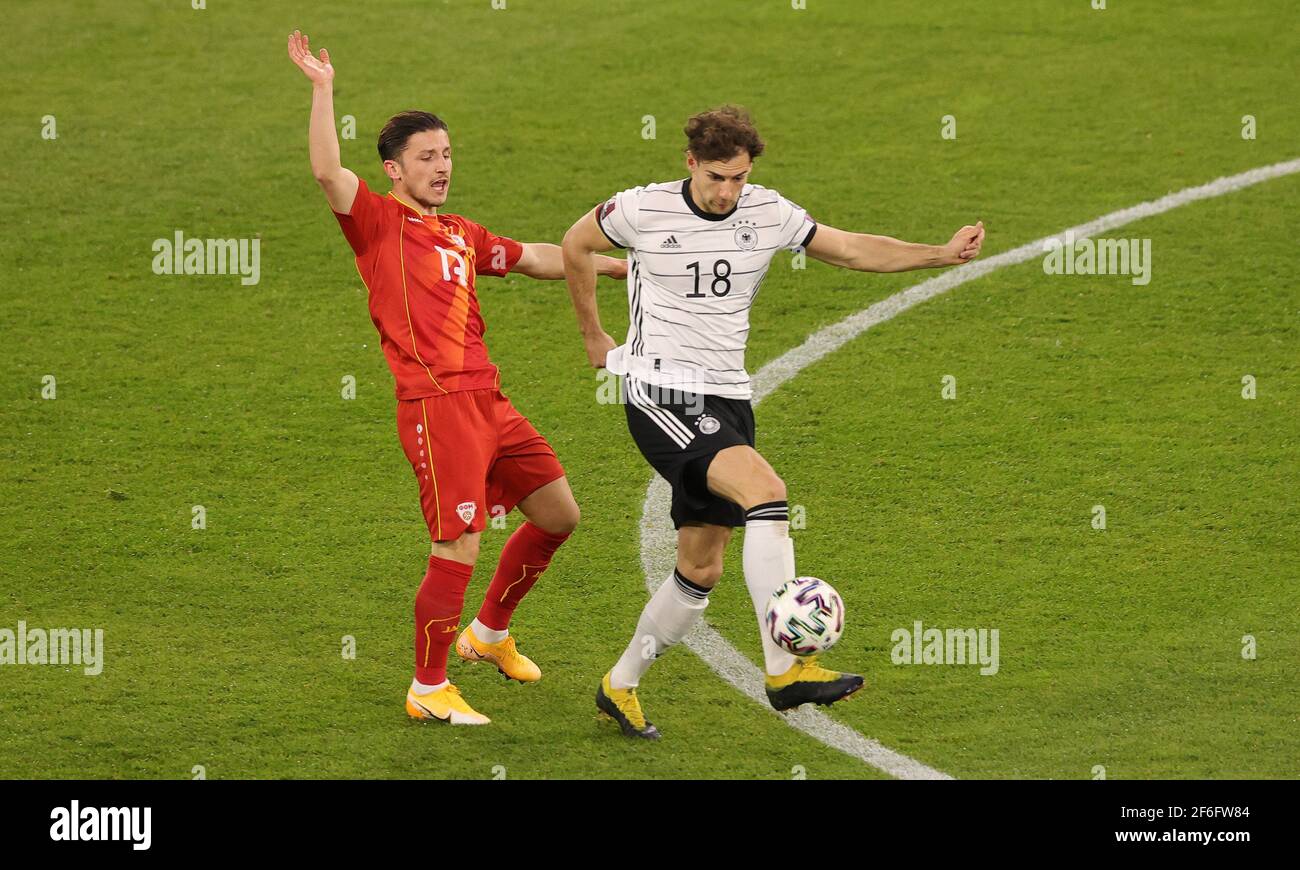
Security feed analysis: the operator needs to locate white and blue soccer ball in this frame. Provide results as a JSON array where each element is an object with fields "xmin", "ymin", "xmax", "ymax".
[{"xmin": 765, "ymin": 576, "xmax": 845, "ymax": 656}]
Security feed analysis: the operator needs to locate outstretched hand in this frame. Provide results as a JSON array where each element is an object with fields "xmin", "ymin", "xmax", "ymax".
[
  {"xmin": 943, "ymin": 220, "xmax": 985, "ymax": 264},
  {"xmin": 287, "ymin": 30, "xmax": 334, "ymax": 85}
]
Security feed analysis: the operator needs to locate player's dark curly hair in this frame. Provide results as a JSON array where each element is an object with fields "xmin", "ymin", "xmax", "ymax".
[
  {"xmin": 683, "ymin": 105, "xmax": 765, "ymax": 162},
  {"xmin": 377, "ymin": 110, "xmax": 449, "ymax": 162}
]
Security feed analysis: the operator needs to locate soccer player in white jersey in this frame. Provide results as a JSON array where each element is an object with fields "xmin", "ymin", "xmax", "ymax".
[{"xmin": 562, "ymin": 106, "xmax": 985, "ymax": 739}]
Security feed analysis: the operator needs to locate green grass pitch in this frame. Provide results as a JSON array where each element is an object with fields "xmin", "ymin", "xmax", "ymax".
[{"xmin": 1, "ymin": 0, "xmax": 1296, "ymax": 779}]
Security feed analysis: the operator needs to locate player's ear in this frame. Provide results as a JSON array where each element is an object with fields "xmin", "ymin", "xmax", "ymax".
[
  {"xmin": 685, "ymin": 151, "xmax": 696, "ymax": 172},
  {"xmin": 382, "ymin": 158, "xmax": 401, "ymax": 182}
]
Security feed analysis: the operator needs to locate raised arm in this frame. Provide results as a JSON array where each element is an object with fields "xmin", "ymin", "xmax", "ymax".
[
  {"xmin": 806, "ymin": 220, "xmax": 985, "ymax": 272},
  {"xmin": 287, "ymin": 30, "xmax": 358, "ymax": 214},
  {"xmin": 561, "ymin": 208, "xmax": 621, "ymax": 367},
  {"xmin": 514, "ymin": 242, "xmax": 627, "ymax": 282}
]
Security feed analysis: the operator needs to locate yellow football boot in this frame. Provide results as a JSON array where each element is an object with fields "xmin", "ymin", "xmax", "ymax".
[
  {"xmin": 405, "ymin": 682, "xmax": 491, "ymax": 725},
  {"xmin": 595, "ymin": 672, "xmax": 661, "ymax": 740},
  {"xmin": 456, "ymin": 625, "xmax": 542, "ymax": 683},
  {"xmin": 764, "ymin": 656, "xmax": 864, "ymax": 712}
]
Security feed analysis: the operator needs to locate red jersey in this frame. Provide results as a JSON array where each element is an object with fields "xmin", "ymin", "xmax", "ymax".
[{"xmin": 333, "ymin": 178, "xmax": 524, "ymax": 398}]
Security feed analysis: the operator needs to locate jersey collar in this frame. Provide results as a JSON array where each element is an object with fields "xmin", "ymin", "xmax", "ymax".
[
  {"xmin": 388, "ymin": 190, "xmax": 436, "ymax": 219},
  {"xmin": 681, "ymin": 178, "xmax": 738, "ymax": 222}
]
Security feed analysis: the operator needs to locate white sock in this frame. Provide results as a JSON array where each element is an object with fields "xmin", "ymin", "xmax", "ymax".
[
  {"xmin": 470, "ymin": 617, "xmax": 508, "ymax": 644},
  {"xmin": 609, "ymin": 569, "xmax": 710, "ymax": 689},
  {"xmin": 743, "ymin": 502, "xmax": 798, "ymax": 677},
  {"xmin": 411, "ymin": 678, "xmax": 448, "ymax": 694}
]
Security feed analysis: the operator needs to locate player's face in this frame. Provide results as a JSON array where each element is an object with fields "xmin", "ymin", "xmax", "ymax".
[
  {"xmin": 387, "ymin": 128, "xmax": 453, "ymax": 210},
  {"xmin": 686, "ymin": 151, "xmax": 752, "ymax": 214}
]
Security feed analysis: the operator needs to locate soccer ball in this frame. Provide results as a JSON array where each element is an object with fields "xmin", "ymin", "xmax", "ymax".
[{"xmin": 765, "ymin": 577, "xmax": 845, "ymax": 656}]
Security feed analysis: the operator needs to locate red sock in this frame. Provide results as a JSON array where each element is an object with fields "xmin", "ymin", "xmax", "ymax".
[
  {"xmin": 477, "ymin": 522, "xmax": 571, "ymax": 631},
  {"xmin": 414, "ymin": 554, "xmax": 474, "ymax": 685}
]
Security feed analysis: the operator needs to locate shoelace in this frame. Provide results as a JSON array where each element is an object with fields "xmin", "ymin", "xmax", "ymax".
[
  {"xmin": 414, "ymin": 683, "xmax": 467, "ymax": 713},
  {"xmin": 443, "ymin": 684, "xmax": 480, "ymax": 712},
  {"xmin": 617, "ymin": 687, "xmax": 647, "ymax": 728},
  {"xmin": 496, "ymin": 636, "xmax": 521, "ymax": 661},
  {"xmin": 800, "ymin": 656, "xmax": 840, "ymax": 680}
]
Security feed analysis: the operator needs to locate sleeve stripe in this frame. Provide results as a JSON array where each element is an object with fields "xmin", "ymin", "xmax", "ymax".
[
  {"xmin": 595, "ymin": 207, "xmax": 626, "ymax": 249},
  {"xmin": 800, "ymin": 222, "xmax": 818, "ymax": 250}
]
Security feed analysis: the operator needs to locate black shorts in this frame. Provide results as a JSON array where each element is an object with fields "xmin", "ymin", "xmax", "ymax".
[{"xmin": 623, "ymin": 377, "xmax": 755, "ymax": 529}]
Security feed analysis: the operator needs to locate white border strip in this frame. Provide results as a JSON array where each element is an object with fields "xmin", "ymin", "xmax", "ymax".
[{"xmin": 638, "ymin": 158, "xmax": 1300, "ymax": 780}]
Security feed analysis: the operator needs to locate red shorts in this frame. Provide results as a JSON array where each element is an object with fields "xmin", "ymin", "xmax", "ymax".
[{"xmin": 396, "ymin": 389, "xmax": 565, "ymax": 542}]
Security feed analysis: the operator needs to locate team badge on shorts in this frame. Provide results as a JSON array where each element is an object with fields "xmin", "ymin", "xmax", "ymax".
[
  {"xmin": 696, "ymin": 415, "xmax": 721, "ymax": 435},
  {"xmin": 456, "ymin": 501, "xmax": 477, "ymax": 523}
]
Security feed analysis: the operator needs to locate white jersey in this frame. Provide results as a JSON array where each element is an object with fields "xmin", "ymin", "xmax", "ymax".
[{"xmin": 596, "ymin": 178, "xmax": 817, "ymax": 399}]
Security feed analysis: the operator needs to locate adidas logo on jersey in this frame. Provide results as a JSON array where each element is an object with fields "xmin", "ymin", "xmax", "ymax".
[{"xmin": 660, "ymin": 235, "xmax": 682, "ymax": 249}]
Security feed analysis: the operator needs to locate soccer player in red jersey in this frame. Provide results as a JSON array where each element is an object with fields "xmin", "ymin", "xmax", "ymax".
[{"xmin": 288, "ymin": 31, "xmax": 626, "ymax": 725}]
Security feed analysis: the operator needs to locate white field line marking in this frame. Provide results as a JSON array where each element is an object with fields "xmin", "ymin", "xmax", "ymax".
[{"xmin": 637, "ymin": 157, "xmax": 1300, "ymax": 780}]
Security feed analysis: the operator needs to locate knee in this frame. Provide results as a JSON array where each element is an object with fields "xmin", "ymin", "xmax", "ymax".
[
  {"xmin": 747, "ymin": 471, "xmax": 786, "ymax": 508},
  {"xmin": 535, "ymin": 499, "xmax": 579, "ymax": 537},
  {"xmin": 433, "ymin": 532, "xmax": 481, "ymax": 565},
  {"xmin": 678, "ymin": 558, "xmax": 724, "ymax": 588},
  {"xmin": 559, "ymin": 499, "xmax": 580, "ymax": 535}
]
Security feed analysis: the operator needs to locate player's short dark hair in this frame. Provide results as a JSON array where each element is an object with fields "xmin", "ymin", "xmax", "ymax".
[
  {"xmin": 377, "ymin": 110, "xmax": 449, "ymax": 162},
  {"xmin": 684, "ymin": 105, "xmax": 765, "ymax": 163}
]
